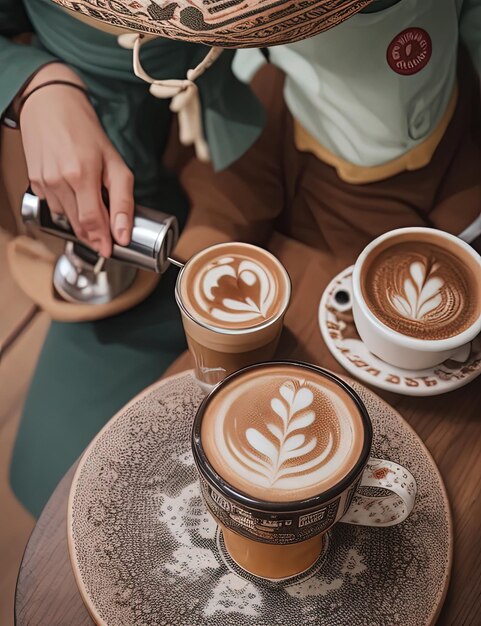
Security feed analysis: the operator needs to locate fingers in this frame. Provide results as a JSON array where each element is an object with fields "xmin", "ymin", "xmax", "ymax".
[
  {"xmin": 33, "ymin": 165, "xmax": 111, "ymax": 255},
  {"xmin": 30, "ymin": 178, "xmax": 89, "ymax": 243},
  {"xmin": 75, "ymin": 181, "xmax": 112, "ymax": 257},
  {"xmin": 19, "ymin": 81, "xmax": 130, "ymax": 257},
  {"xmin": 103, "ymin": 157, "xmax": 135, "ymax": 246},
  {"xmin": 52, "ymin": 184, "xmax": 89, "ymax": 244},
  {"xmin": 29, "ymin": 150, "xmax": 133, "ymax": 257}
]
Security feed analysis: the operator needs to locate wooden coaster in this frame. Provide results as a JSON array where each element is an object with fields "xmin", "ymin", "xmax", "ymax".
[{"xmin": 68, "ymin": 371, "xmax": 452, "ymax": 626}]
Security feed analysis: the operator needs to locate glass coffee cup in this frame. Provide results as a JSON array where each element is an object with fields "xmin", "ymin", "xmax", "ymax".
[
  {"xmin": 192, "ymin": 361, "xmax": 417, "ymax": 579},
  {"xmin": 175, "ymin": 242, "xmax": 291, "ymax": 389}
]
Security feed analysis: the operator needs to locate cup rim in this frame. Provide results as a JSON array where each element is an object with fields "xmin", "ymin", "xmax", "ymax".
[
  {"xmin": 352, "ymin": 227, "xmax": 481, "ymax": 350},
  {"xmin": 191, "ymin": 361, "xmax": 373, "ymax": 513},
  {"xmin": 175, "ymin": 242, "xmax": 292, "ymax": 336}
]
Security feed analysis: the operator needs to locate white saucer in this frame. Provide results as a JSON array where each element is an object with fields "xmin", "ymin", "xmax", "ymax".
[{"xmin": 319, "ymin": 266, "xmax": 481, "ymax": 396}]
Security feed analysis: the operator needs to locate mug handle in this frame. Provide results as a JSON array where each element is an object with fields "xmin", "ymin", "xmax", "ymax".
[
  {"xmin": 330, "ymin": 285, "xmax": 353, "ymax": 313},
  {"xmin": 340, "ymin": 458, "xmax": 417, "ymax": 527}
]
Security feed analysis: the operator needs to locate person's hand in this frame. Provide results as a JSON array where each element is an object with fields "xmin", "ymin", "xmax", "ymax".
[{"xmin": 17, "ymin": 63, "xmax": 134, "ymax": 256}]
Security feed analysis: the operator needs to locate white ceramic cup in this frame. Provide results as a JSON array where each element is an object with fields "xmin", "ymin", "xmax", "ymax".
[{"xmin": 352, "ymin": 227, "xmax": 481, "ymax": 370}]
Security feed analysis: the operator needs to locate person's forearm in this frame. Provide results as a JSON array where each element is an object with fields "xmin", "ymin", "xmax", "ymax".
[
  {"xmin": 175, "ymin": 65, "xmax": 286, "ymax": 263},
  {"xmin": 174, "ymin": 136, "xmax": 284, "ymax": 262},
  {"xmin": 10, "ymin": 61, "xmax": 85, "ymax": 120},
  {"xmin": 175, "ymin": 159, "xmax": 281, "ymax": 263}
]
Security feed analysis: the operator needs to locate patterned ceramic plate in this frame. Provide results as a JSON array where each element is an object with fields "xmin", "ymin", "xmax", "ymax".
[
  {"xmin": 68, "ymin": 371, "xmax": 452, "ymax": 626},
  {"xmin": 319, "ymin": 266, "xmax": 481, "ymax": 396}
]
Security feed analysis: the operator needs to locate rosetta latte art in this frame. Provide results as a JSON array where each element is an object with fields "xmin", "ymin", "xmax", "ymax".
[
  {"xmin": 389, "ymin": 261, "xmax": 446, "ymax": 321},
  {"xmin": 229, "ymin": 381, "xmax": 332, "ymax": 488},
  {"xmin": 201, "ymin": 365, "xmax": 365, "ymax": 501},
  {"xmin": 216, "ymin": 378, "xmax": 356, "ymax": 495},
  {"xmin": 193, "ymin": 255, "xmax": 277, "ymax": 326},
  {"xmin": 363, "ymin": 241, "xmax": 478, "ymax": 340}
]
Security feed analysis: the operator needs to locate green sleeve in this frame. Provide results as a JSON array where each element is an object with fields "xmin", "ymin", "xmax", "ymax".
[
  {"xmin": 197, "ymin": 49, "xmax": 266, "ymax": 172},
  {"xmin": 0, "ymin": 0, "xmax": 58, "ymax": 116}
]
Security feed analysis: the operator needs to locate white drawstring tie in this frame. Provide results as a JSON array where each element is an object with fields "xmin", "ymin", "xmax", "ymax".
[{"xmin": 118, "ymin": 33, "xmax": 223, "ymax": 162}]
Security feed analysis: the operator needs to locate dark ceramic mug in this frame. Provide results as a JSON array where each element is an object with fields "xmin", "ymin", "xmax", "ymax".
[{"xmin": 192, "ymin": 362, "xmax": 417, "ymax": 579}]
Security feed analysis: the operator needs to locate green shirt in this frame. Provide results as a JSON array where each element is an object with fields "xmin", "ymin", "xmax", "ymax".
[{"xmin": 0, "ymin": 0, "xmax": 265, "ymax": 208}]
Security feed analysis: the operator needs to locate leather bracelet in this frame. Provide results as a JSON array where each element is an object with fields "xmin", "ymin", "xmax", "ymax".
[
  {"xmin": 18, "ymin": 80, "xmax": 90, "ymax": 121},
  {"xmin": 1, "ymin": 60, "xmax": 65, "ymax": 129}
]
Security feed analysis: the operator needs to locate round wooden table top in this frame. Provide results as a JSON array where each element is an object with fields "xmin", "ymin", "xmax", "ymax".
[{"xmin": 15, "ymin": 348, "xmax": 481, "ymax": 626}]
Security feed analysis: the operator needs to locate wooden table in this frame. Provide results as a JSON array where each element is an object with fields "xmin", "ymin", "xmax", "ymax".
[{"xmin": 15, "ymin": 346, "xmax": 481, "ymax": 626}]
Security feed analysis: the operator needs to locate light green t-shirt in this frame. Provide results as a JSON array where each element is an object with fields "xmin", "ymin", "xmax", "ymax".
[{"xmin": 234, "ymin": 0, "xmax": 481, "ymax": 167}]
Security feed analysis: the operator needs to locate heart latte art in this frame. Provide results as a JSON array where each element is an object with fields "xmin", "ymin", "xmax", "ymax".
[
  {"xmin": 362, "ymin": 240, "xmax": 479, "ymax": 340},
  {"xmin": 201, "ymin": 364, "xmax": 365, "ymax": 502},
  {"xmin": 180, "ymin": 243, "xmax": 290, "ymax": 330}
]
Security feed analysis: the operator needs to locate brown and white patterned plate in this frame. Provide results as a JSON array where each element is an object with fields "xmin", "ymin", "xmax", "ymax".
[
  {"xmin": 319, "ymin": 266, "xmax": 481, "ymax": 396},
  {"xmin": 68, "ymin": 370, "xmax": 452, "ymax": 626}
]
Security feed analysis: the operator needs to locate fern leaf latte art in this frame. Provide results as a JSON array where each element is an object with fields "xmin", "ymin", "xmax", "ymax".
[
  {"xmin": 361, "ymin": 238, "xmax": 480, "ymax": 340},
  {"xmin": 201, "ymin": 364, "xmax": 365, "ymax": 502}
]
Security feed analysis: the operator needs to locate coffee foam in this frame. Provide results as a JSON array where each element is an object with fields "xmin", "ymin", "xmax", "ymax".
[
  {"xmin": 201, "ymin": 364, "xmax": 365, "ymax": 502},
  {"xmin": 361, "ymin": 236, "xmax": 480, "ymax": 340},
  {"xmin": 180, "ymin": 243, "xmax": 289, "ymax": 330}
]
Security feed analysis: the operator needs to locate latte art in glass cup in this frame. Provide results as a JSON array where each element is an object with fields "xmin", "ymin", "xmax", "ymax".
[
  {"xmin": 352, "ymin": 227, "xmax": 481, "ymax": 369},
  {"xmin": 175, "ymin": 243, "xmax": 291, "ymax": 388},
  {"xmin": 192, "ymin": 362, "xmax": 417, "ymax": 579}
]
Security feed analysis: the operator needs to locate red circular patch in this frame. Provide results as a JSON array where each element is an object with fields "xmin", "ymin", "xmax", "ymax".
[{"xmin": 387, "ymin": 27, "xmax": 432, "ymax": 76}]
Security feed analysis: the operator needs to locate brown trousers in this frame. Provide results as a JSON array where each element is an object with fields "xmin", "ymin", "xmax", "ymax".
[{"xmin": 176, "ymin": 52, "xmax": 481, "ymax": 370}]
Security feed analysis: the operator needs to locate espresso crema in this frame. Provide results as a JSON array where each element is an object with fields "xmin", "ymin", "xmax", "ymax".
[
  {"xmin": 201, "ymin": 364, "xmax": 365, "ymax": 502},
  {"xmin": 179, "ymin": 243, "xmax": 290, "ymax": 330},
  {"xmin": 362, "ymin": 238, "xmax": 480, "ymax": 340}
]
